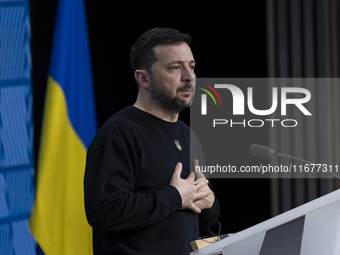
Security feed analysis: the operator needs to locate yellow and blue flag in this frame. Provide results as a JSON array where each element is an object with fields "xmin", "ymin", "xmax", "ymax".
[{"xmin": 29, "ymin": 0, "xmax": 96, "ymax": 254}]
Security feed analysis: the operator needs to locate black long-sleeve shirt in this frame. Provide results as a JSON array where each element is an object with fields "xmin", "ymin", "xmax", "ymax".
[{"xmin": 84, "ymin": 106, "xmax": 220, "ymax": 255}]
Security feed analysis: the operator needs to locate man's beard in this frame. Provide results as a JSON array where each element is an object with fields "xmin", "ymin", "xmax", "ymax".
[{"xmin": 149, "ymin": 75, "xmax": 195, "ymax": 113}]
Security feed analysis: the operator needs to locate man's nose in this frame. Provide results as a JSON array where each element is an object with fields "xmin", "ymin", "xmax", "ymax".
[{"xmin": 181, "ymin": 66, "xmax": 195, "ymax": 83}]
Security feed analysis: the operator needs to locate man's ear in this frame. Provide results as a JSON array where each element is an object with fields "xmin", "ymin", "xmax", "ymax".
[{"xmin": 134, "ymin": 69, "xmax": 150, "ymax": 89}]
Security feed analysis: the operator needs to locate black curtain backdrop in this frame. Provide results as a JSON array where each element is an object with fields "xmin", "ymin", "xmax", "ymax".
[{"xmin": 31, "ymin": 0, "xmax": 270, "ymax": 236}]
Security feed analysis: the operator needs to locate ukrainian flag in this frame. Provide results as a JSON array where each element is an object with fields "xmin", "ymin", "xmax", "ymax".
[{"xmin": 29, "ymin": 0, "xmax": 96, "ymax": 254}]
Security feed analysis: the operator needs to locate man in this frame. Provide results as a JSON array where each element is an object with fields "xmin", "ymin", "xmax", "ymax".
[{"xmin": 84, "ymin": 28, "xmax": 220, "ymax": 255}]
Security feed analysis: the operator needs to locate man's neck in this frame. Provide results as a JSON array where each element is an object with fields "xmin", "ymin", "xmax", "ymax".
[{"xmin": 133, "ymin": 100, "xmax": 179, "ymax": 123}]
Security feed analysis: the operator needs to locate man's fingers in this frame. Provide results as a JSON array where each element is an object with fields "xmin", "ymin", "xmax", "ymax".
[
  {"xmin": 188, "ymin": 203, "xmax": 201, "ymax": 214},
  {"xmin": 194, "ymin": 178, "xmax": 209, "ymax": 190},
  {"xmin": 194, "ymin": 189, "xmax": 211, "ymax": 200},
  {"xmin": 172, "ymin": 162, "xmax": 182, "ymax": 179},
  {"xmin": 169, "ymin": 162, "xmax": 183, "ymax": 188},
  {"xmin": 188, "ymin": 171, "xmax": 195, "ymax": 179},
  {"xmin": 193, "ymin": 159, "xmax": 206, "ymax": 179},
  {"xmin": 193, "ymin": 159, "xmax": 199, "ymax": 168},
  {"xmin": 170, "ymin": 161, "xmax": 211, "ymax": 214}
]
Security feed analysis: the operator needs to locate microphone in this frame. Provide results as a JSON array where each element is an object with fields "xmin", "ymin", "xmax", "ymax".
[
  {"xmin": 250, "ymin": 144, "xmax": 340, "ymax": 180},
  {"xmin": 249, "ymin": 144, "xmax": 276, "ymax": 159}
]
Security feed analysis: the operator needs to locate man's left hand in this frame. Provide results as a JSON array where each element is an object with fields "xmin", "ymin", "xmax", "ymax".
[{"xmin": 193, "ymin": 160, "xmax": 215, "ymax": 210}]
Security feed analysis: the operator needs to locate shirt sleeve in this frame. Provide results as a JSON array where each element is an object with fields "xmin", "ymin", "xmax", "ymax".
[
  {"xmin": 198, "ymin": 191, "xmax": 220, "ymax": 234},
  {"xmin": 189, "ymin": 128, "xmax": 221, "ymax": 233},
  {"xmin": 84, "ymin": 136, "xmax": 182, "ymax": 232}
]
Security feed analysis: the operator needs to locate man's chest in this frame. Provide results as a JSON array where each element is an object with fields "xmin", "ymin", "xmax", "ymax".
[{"xmin": 133, "ymin": 127, "xmax": 191, "ymax": 191}]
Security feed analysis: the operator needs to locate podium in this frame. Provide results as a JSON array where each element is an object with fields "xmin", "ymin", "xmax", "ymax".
[{"xmin": 191, "ymin": 189, "xmax": 340, "ymax": 255}]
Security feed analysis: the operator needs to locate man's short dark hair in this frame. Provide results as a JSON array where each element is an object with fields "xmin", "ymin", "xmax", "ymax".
[{"xmin": 130, "ymin": 28, "xmax": 192, "ymax": 74}]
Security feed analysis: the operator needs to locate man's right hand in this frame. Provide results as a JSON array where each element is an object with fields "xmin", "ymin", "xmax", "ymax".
[{"xmin": 169, "ymin": 162, "xmax": 210, "ymax": 213}]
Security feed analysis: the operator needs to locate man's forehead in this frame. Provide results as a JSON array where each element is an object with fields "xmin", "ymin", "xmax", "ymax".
[{"xmin": 153, "ymin": 43, "xmax": 194, "ymax": 62}]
